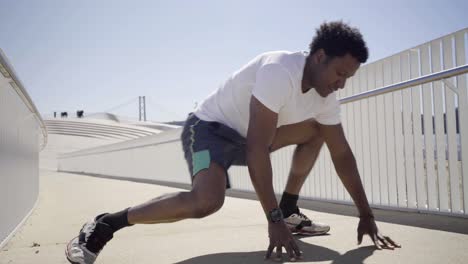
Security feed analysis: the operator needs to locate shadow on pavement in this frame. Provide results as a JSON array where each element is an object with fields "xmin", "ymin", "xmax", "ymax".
[{"xmin": 174, "ymin": 237, "xmax": 376, "ymax": 264}]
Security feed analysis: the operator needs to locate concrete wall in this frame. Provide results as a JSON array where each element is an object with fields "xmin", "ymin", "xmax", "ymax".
[
  {"xmin": 0, "ymin": 50, "xmax": 47, "ymax": 249},
  {"xmin": 59, "ymin": 128, "xmax": 189, "ymax": 185}
]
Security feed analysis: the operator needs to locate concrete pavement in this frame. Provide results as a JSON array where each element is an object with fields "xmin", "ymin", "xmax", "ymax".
[{"xmin": 1, "ymin": 168, "xmax": 468, "ymax": 264}]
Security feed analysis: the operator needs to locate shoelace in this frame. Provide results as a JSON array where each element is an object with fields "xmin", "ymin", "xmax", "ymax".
[{"xmin": 296, "ymin": 212, "xmax": 311, "ymax": 222}]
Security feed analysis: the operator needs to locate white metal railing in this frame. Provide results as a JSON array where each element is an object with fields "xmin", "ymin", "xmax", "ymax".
[
  {"xmin": 339, "ymin": 28, "xmax": 467, "ymax": 216},
  {"xmin": 337, "ymin": 65, "xmax": 467, "ymax": 215},
  {"xmin": 0, "ymin": 49, "xmax": 48, "ymax": 249}
]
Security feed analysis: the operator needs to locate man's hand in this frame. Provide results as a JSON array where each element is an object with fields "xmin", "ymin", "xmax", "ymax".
[
  {"xmin": 265, "ymin": 221, "xmax": 302, "ymax": 262},
  {"xmin": 357, "ymin": 216, "xmax": 401, "ymax": 250}
]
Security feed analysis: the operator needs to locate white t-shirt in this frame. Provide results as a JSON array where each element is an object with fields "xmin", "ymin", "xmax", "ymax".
[{"xmin": 194, "ymin": 51, "xmax": 341, "ymax": 137}]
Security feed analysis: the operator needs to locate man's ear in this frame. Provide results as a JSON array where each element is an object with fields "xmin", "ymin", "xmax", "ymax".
[{"xmin": 313, "ymin": 49, "xmax": 326, "ymax": 64}]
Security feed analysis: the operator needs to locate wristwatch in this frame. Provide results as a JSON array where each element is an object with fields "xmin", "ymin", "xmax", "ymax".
[{"xmin": 267, "ymin": 208, "xmax": 284, "ymax": 223}]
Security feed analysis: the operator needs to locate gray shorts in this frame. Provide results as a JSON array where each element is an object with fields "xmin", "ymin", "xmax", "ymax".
[{"xmin": 181, "ymin": 113, "xmax": 247, "ymax": 189}]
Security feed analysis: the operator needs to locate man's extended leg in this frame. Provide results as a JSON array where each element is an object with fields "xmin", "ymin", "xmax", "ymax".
[
  {"xmin": 66, "ymin": 162, "xmax": 227, "ymax": 264},
  {"xmin": 127, "ymin": 162, "xmax": 226, "ymax": 224},
  {"xmin": 270, "ymin": 119, "xmax": 329, "ymax": 235}
]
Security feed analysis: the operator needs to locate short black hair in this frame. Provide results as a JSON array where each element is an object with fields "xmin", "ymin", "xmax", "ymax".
[{"xmin": 309, "ymin": 21, "xmax": 368, "ymax": 63}]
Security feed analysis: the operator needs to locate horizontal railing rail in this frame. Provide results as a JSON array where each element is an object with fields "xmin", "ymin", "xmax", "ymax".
[{"xmin": 340, "ymin": 64, "xmax": 468, "ymax": 104}]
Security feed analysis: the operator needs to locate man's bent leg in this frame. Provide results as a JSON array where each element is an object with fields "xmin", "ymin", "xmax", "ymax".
[
  {"xmin": 270, "ymin": 119, "xmax": 324, "ymax": 196},
  {"xmin": 284, "ymin": 136, "xmax": 324, "ymax": 195},
  {"xmin": 269, "ymin": 119, "xmax": 330, "ymax": 235}
]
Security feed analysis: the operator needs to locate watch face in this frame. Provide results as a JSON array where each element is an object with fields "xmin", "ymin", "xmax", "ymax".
[{"xmin": 269, "ymin": 208, "xmax": 283, "ymax": 223}]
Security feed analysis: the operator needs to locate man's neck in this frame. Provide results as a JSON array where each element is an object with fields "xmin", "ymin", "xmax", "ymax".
[{"xmin": 301, "ymin": 58, "xmax": 314, "ymax": 94}]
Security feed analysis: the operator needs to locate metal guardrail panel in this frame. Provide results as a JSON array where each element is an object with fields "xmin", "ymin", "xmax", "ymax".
[
  {"xmin": 455, "ymin": 30, "xmax": 468, "ymax": 215},
  {"xmin": 443, "ymin": 35, "xmax": 461, "ymax": 213},
  {"xmin": 336, "ymin": 29, "xmax": 467, "ymax": 215}
]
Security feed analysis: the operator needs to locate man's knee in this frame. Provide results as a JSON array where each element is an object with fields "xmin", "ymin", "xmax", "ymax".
[
  {"xmin": 303, "ymin": 134, "xmax": 324, "ymax": 149},
  {"xmin": 190, "ymin": 191, "xmax": 225, "ymax": 218},
  {"xmin": 272, "ymin": 119, "xmax": 325, "ymax": 151},
  {"xmin": 302, "ymin": 120, "xmax": 324, "ymax": 147},
  {"xmin": 189, "ymin": 163, "xmax": 227, "ymax": 218}
]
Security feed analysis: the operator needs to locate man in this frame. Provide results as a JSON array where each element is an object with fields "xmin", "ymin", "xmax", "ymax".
[{"xmin": 66, "ymin": 21, "xmax": 400, "ymax": 264}]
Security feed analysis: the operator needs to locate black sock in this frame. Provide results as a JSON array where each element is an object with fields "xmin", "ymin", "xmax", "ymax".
[
  {"xmin": 98, "ymin": 207, "xmax": 134, "ymax": 233},
  {"xmin": 279, "ymin": 192, "xmax": 299, "ymax": 218}
]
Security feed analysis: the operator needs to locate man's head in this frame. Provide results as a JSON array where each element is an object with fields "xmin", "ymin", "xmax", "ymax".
[{"xmin": 304, "ymin": 21, "xmax": 368, "ymax": 97}]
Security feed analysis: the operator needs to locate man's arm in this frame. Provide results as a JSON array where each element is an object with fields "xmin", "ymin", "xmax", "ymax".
[
  {"xmin": 317, "ymin": 123, "xmax": 373, "ymax": 217},
  {"xmin": 246, "ymin": 96, "xmax": 279, "ymax": 214},
  {"xmin": 318, "ymin": 123, "xmax": 401, "ymax": 249},
  {"xmin": 247, "ymin": 96, "xmax": 302, "ymax": 261}
]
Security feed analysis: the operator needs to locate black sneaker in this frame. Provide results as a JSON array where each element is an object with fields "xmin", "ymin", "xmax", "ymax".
[{"xmin": 65, "ymin": 213, "xmax": 114, "ymax": 264}]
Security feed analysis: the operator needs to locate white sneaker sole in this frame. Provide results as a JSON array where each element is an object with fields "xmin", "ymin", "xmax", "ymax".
[
  {"xmin": 288, "ymin": 225, "xmax": 330, "ymax": 236},
  {"xmin": 65, "ymin": 237, "xmax": 85, "ymax": 264}
]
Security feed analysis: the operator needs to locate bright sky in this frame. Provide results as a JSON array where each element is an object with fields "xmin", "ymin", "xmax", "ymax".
[{"xmin": 1, "ymin": 0, "xmax": 467, "ymax": 122}]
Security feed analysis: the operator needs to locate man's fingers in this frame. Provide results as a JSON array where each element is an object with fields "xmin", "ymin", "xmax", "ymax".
[
  {"xmin": 265, "ymin": 244, "xmax": 274, "ymax": 259},
  {"xmin": 357, "ymin": 232, "xmax": 364, "ymax": 245},
  {"xmin": 290, "ymin": 241, "xmax": 303, "ymax": 259},
  {"xmin": 372, "ymin": 235, "xmax": 382, "ymax": 250},
  {"xmin": 285, "ymin": 244, "xmax": 297, "ymax": 262},
  {"xmin": 377, "ymin": 235, "xmax": 394, "ymax": 250},
  {"xmin": 275, "ymin": 245, "xmax": 283, "ymax": 261},
  {"xmin": 384, "ymin": 236, "xmax": 401, "ymax": 248}
]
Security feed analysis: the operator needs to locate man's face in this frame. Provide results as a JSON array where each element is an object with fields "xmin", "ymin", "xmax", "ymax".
[{"xmin": 310, "ymin": 50, "xmax": 361, "ymax": 97}]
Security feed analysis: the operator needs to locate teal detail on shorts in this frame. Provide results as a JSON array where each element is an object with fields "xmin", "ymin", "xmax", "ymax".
[{"xmin": 192, "ymin": 150, "xmax": 210, "ymax": 176}]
